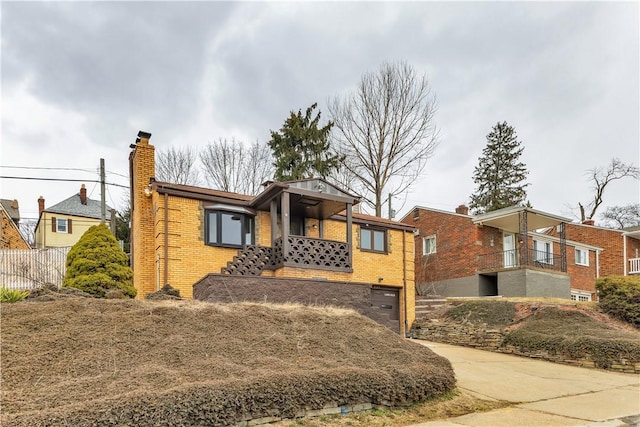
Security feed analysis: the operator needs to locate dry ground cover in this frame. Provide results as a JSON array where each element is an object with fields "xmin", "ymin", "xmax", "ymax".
[
  {"xmin": 1, "ymin": 296, "xmax": 456, "ymax": 426},
  {"xmin": 418, "ymin": 298, "xmax": 640, "ymax": 370}
]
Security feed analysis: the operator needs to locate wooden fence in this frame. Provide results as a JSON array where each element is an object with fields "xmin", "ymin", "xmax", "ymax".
[{"xmin": 0, "ymin": 247, "xmax": 71, "ymax": 290}]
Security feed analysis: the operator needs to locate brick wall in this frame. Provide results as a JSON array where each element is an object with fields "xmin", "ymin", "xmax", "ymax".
[
  {"xmin": 193, "ymin": 275, "xmax": 408, "ymax": 334},
  {"xmin": 0, "ymin": 211, "xmax": 29, "ymax": 249},
  {"xmin": 549, "ymin": 223, "xmax": 625, "ymax": 277}
]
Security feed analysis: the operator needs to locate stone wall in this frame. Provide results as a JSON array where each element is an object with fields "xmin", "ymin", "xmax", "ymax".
[{"xmin": 411, "ymin": 320, "xmax": 640, "ymax": 374}]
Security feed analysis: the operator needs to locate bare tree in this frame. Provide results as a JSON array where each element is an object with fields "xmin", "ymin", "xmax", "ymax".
[
  {"xmin": 600, "ymin": 204, "xmax": 640, "ymax": 229},
  {"xmin": 19, "ymin": 219, "xmax": 36, "ymax": 247},
  {"xmin": 329, "ymin": 61, "xmax": 439, "ymax": 217},
  {"xmin": 200, "ymin": 138, "xmax": 274, "ymax": 195},
  {"xmin": 155, "ymin": 146, "xmax": 201, "ymax": 186},
  {"xmin": 578, "ymin": 158, "xmax": 639, "ymax": 222}
]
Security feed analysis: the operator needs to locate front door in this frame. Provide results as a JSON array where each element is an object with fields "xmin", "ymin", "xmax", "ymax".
[{"xmin": 503, "ymin": 233, "xmax": 516, "ymax": 268}]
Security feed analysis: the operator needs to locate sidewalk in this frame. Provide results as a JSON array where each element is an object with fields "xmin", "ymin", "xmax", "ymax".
[{"xmin": 410, "ymin": 340, "xmax": 640, "ymax": 427}]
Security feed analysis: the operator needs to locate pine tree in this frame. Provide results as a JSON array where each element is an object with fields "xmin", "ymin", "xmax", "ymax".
[
  {"xmin": 63, "ymin": 223, "xmax": 136, "ymax": 298},
  {"xmin": 469, "ymin": 122, "xmax": 530, "ymax": 214},
  {"xmin": 268, "ymin": 103, "xmax": 342, "ymax": 181}
]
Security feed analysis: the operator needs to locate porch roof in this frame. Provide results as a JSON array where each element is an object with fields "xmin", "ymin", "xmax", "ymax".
[{"xmin": 472, "ymin": 206, "xmax": 572, "ymax": 233}]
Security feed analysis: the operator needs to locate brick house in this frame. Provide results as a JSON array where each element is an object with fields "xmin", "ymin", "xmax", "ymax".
[
  {"xmin": 0, "ymin": 201, "xmax": 30, "ymax": 249},
  {"xmin": 34, "ymin": 185, "xmax": 115, "ymax": 249},
  {"xmin": 544, "ymin": 221, "xmax": 640, "ymax": 279},
  {"xmin": 129, "ymin": 131, "xmax": 416, "ymax": 334},
  {"xmin": 402, "ymin": 205, "xmax": 604, "ymax": 301}
]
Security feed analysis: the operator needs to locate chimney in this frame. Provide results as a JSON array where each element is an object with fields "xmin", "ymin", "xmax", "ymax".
[
  {"xmin": 11, "ymin": 199, "xmax": 18, "ymax": 210},
  {"xmin": 38, "ymin": 196, "xmax": 45, "ymax": 216},
  {"xmin": 455, "ymin": 204, "xmax": 469, "ymax": 215},
  {"xmin": 80, "ymin": 184, "xmax": 87, "ymax": 205},
  {"xmin": 582, "ymin": 219, "xmax": 595, "ymax": 226}
]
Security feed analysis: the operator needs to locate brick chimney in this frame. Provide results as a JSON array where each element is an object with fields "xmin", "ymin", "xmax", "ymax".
[
  {"xmin": 38, "ymin": 196, "xmax": 45, "ymax": 216},
  {"xmin": 80, "ymin": 184, "xmax": 87, "ymax": 205},
  {"xmin": 455, "ymin": 204, "xmax": 469, "ymax": 215},
  {"xmin": 11, "ymin": 199, "xmax": 18, "ymax": 210},
  {"xmin": 582, "ymin": 219, "xmax": 595, "ymax": 226}
]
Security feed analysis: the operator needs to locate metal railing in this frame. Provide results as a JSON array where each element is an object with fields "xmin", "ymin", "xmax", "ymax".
[{"xmin": 478, "ymin": 248, "xmax": 563, "ymax": 272}]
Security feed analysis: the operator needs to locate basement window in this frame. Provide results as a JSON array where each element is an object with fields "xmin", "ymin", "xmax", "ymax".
[{"xmin": 206, "ymin": 211, "xmax": 254, "ymax": 248}]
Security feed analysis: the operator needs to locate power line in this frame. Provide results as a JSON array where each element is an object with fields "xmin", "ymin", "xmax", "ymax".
[
  {"xmin": 0, "ymin": 176, "xmax": 129, "ymax": 189},
  {"xmin": 0, "ymin": 165, "xmax": 96, "ymax": 173}
]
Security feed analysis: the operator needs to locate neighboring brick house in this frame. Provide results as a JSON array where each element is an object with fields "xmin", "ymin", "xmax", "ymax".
[
  {"xmin": 34, "ymin": 185, "xmax": 115, "ymax": 248},
  {"xmin": 402, "ymin": 205, "xmax": 603, "ymax": 301},
  {"xmin": 544, "ymin": 221, "xmax": 640, "ymax": 279},
  {"xmin": 129, "ymin": 131, "xmax": 416, "ymax": 334},
  {"xmin": 0, "ymin": 202, "xmax": 30, "ymax": 249}
]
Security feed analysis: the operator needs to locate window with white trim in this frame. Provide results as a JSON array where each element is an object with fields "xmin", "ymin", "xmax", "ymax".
[
  {"xmin": 571, "ymin": 291, "xmax": 591, "ymax": 302},
  {"xmin": 422, "ymin": 235, "xmax": 436, "ymax": 255},
  {"xmin": 533, "ymin": 239, "xmax": 553, "ymax": 264},
  {"xmin": 56, "ymin": 218, "xmax": 68, "ymax": 233},
  {"xmin": 575, "ymin": 247, "xmax": 589, "ymax": 266}
]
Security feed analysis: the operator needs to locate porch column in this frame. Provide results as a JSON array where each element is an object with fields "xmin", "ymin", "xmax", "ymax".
[
  {"xmin": 270, "ymin": 199, "xmax": 278, "ymax": 245},
  {"xmin": 346, "ymin": 203, "xmax": 353, "ymax": 268},
  {"xmin": 559, "ymin": 222, "xmax": 567, "ymax": 272},
  {"xmin": 519, "ymin": 211, "xmax": 529, "ymax": 266},
  {"xmin": 281, "ymin": 191, "xmax": 290, "ymax": 258}
]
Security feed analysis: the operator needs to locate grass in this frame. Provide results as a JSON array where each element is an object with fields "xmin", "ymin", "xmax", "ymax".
[{"xmin": 272, "ymin": 389, "xmax": 510, "ymax": 427}]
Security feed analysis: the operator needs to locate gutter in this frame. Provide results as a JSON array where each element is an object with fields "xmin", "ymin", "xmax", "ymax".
[{"xmin": 403, "ymin": 230, "xmax": 408, "ymax": 336}]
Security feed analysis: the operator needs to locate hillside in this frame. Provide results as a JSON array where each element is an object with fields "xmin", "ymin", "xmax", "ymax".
[{"xmin": 1, "ymin": 298, "xmax": 455, "ymax": 426}]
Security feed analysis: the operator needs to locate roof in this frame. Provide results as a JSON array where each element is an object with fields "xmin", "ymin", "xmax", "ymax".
[
  {"xmin": 0, "ymin": 199, "xmax": 20, "ymax": 222},
  {"xmin": 45, "ymin": 192, "xmax": 113, "ymax": 220},
  {"xmin": 472, "ymin": 206, "xmax": 572, "ymax": 233},
  {"xmin": 332, "ymin": 211, "xmax": 416, "ymax": 232},
  {"xmin": 0, "ymin": 203, "xmax": 30, "ymax": 248},
  {"xmin": 152, "ymin": 181, "xmax": 253, "ymax": 204}
]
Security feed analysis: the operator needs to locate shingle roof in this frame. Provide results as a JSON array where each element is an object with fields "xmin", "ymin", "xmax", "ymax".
[
  {"xmin": 0, "ymin": 199, "xmax": 20, "ymax": 222},
  {"xmin": 45, "ymin": 192, "xmax": 113, "ymax": 219}
]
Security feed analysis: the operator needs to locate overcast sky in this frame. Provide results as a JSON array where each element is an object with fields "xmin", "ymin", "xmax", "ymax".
[{"xmin": 2, "ymin": 1, "xmax": 638, "ymax": 224}]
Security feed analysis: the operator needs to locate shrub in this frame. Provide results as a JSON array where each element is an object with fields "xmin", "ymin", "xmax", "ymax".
[
  {"xmin": 63, "ymin": 223, "xmax": 136, "ymax": 298},
  {"xmin": 0, "ymin": 288, "xmax": 29, "ymax": 303},
  {"xmin": 596, "ymin": 275, "xmax": 640, "ymax": 328}
]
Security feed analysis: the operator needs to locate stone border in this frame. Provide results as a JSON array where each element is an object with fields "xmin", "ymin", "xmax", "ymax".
[{"xmin": 412, "ymin": 321, "xmax": 640, "ymax": 374}]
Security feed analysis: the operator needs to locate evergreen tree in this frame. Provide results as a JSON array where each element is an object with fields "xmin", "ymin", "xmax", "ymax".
[
  {"xmin": 63, "ymin": 223, "xmax": 136, "ymax": 298},
  {"xmin": 469, "ymin": 122, "xmax": 529, "ymax": 214},
  {"xmin": 268, "ymin": 103, "xmax": 342, "ymax": 181}
]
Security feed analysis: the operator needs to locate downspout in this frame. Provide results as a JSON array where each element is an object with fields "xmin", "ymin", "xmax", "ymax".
[
  {"xmin": 402, "ymin": 229, "xmax": 408, "ymax": 337},
  {"xmin": 164, "ymin": 192, "xmax": 169, "ymax": 287}
]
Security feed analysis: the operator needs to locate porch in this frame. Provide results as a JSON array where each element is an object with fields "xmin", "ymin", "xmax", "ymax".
[
  {"xmin": 478, "ymin": 248, "xmax": 564, "ymax": 273},
  {"xmin": 223, "ymin": 179, "xmax": 358, "ymax": 276}
]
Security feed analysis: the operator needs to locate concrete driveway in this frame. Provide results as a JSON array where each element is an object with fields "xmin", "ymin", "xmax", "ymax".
[{"xmin": 411, "ymin": 340, "xmax": 640, "ymax": 427}]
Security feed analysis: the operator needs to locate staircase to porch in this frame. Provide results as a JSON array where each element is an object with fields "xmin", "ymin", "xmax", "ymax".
[
  {"xmin": 415, "ymin": 295, "xmax": 448, "ymax": 318},
  {"xmin": 221, "ymin": 245, "xmax": 274, "ymax": 275}
]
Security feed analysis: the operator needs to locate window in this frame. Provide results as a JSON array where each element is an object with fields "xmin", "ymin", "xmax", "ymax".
[
  {"xmin": 360, "ymin": 227, "xmax": 386, "ymax": 253},
  {"xmin": 571, "ymin": 291, "xmax": 591, "ymax": 302},
  {"xmin": 206, "ymin": 211, "xmax": 254, "ymax": 247},
  {"xmin": 533, "ymin": 239, "xmax": 553, "ymax": 264},
  {"xmin": 422, "ymin": 235, "xmax": 436, "ymax": 255},
  {"xmin": 575, "ymin": 247, "xmax": 589, "ymax": 266},
  {"xmin": 52, "ymin": 217, "xmax": 71, "ymax": 234},
  {"xmin": 57, "ymin": 218, "xmax": 68, "ymax": 233}
]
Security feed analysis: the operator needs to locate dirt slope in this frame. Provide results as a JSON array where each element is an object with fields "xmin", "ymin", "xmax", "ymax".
[{"xmin": 1, "ymin": 298, "xmax": 454, "ymax": 426}]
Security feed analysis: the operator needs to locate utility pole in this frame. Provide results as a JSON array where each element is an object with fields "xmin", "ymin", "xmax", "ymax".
[
  {"xmin": 388, "ymin": 193, "xmax": 396, "ymax": 220},
  {"xmin": 100, "ymin": 158, "xmax": 106, "ymax": 223}
]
